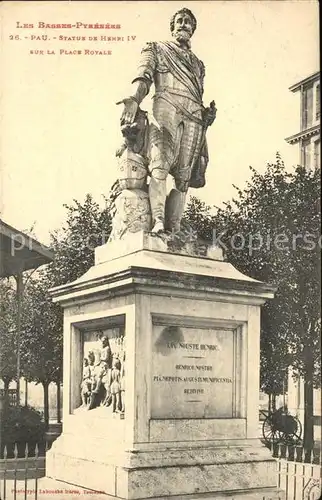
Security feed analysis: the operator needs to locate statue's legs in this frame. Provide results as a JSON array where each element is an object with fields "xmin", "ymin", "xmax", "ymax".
[
  {"xmin": 102, "ymin": 385, "xmax": 112, "ymax": 406},
  {"xmin": 164, "ymin": 119, "xmax": 202, "ymax": 232},
  {"xmin": 121, "ymin": 390, "xmax": 125, "ymax": 413},
  {"xmin": 148, "ymin": 101, "xmax": 203, "ymax": 233},
  {"xmin": 112, "ymin": 391, "xmax": 121, "ymax": 412},
  {"xmin": 116, "ymin": 392, "xmax": 121, "ymax": 412},
  {"xmin": 149, "ymin": 144, "xmax": 171, "ymax": 233},
  {"xmin": 81, "ymin": 391, "xmax": 86, "ymax": 407},
  {"xmin": 165, "ymin": 189, "xmax": 186, "ymax": 233}
]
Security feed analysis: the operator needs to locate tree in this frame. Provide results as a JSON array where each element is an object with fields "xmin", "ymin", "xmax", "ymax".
[
  {"xmin": 184, "ymin": 155, "xmax": 321, "ymax": 449},
  {"xmin": 48, "ymin": 194, "xmax": 113, "ymax": 286},
  {"xmin": 0, "ymin": 279, "xmax": 17, "ymax": 401},
  {"xmin": 183, "ymin": 197, "xmax": 216, "ymax": 241},
  {"xmin": 21, "ymin": 274, "xmax": 63, "ymax": 428},
  {"xmin": 0, "ymin": 195, "xmax": 113, "ymax": 426},
  {"xmin": 19, "ymin": 194, "xmax": 113, "ymax": 426}
]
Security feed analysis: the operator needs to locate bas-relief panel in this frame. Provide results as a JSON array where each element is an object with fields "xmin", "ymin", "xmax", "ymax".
[
  {"xmin": 78, "ymin": 325, "xmax": 126, "ymax": 414},
  {"xmin": 151, "ymin": 325, "xmax": 238, "ymax": 419}
]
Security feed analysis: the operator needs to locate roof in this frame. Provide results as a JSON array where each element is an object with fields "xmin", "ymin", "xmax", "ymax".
[
  {"xmin": 289, "ymin": 71, "xmax": 320, "ymax": 92},
  {"xmin": 0, "ymin": 219, "xmax": 54, "ymax": 277}
]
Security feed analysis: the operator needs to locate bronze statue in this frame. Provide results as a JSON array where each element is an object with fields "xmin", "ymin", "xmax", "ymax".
[{"xmin": 117, "ymin": 8, "xmax": 216, "ymax": 234}]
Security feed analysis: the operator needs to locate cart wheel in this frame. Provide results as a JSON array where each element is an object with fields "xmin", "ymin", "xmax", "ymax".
[
  {"xmin": 281, "ymin": 416, "xmax": 302, "ymax": 445},
  {"xmin": 294, "ymin": 417, "xmax": 303, "ymax": 443},
  {"xmin": 262, "ymin": 416, "xmax": 282, "ymax": 445}
]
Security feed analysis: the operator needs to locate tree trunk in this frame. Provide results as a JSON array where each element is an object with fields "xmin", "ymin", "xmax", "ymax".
[
  {"xmin": 56, "ymin": 381, "xmax": 61, "ymax": 423},
  {"xmin": 3, "ymin": 378, "xmax": 11, "ymax": 407},
  {"xmin": 268, "ymin": 393, "xmax": 272, "ymax": 413},
  {"xmin": 272, "ymin": 393, "xmax": 276, "ymax": 412},
  {"xmin": 3, "ymin": 378, "xmax": 10, "ymax": 396},
  {"xmin": 42, "ymin": 381, "xmax": 50, "ymax": 429},
  {"xmin": 303, "ymin": 370, "xmax": 314, "ymax": 451}
]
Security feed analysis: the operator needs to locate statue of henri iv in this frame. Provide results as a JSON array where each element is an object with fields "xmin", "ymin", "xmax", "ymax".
[{"xmin": 117, "ymin": 8, "xmax": 216, "ymax": 234}]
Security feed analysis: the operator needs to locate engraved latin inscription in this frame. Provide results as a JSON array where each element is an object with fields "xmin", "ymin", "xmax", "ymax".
[{"xmin": 151, "ymin": 325, "xmax": 235, "ymax": 419}]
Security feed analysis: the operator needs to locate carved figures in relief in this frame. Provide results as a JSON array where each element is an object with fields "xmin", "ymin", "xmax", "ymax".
[
  {"xmin": 120, "ymin": 351, "xmax": 125, "ymax": 413},
  {"xmin": 81, "ymin": 333, "xmax": 125, "ymax": 414},
  {"xmin": 110, "ymin": 354, "xmax": 122, "ymax": 413},
  {"xmin": 80, "ymin": 357, "xmax": 92, "ymax": 407},
  {"xmin": 80, "ymin": 351, "xmax": 95, "ymax": 409}
]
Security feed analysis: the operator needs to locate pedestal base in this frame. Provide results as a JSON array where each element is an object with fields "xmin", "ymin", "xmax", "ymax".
[
  {"xmin": 47, "ymin": 426, "xmax": 280, "ymax": 499},
  {"xmin": 48, "ymin": 232, "xmax": 279, "ymax": 499}
]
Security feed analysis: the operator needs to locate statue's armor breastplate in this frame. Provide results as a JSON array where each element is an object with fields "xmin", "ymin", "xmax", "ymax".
[
  {"xmin": 153, "ymin": 45, "xmax": 204, "ymax": 114},
  {"xmin": 154, "ymin": 71, "xmax": 203, "ymax": 115},
  {"xmin": 134, "ymin": 41, "xmax": 204, "ymax": 114},
  {"xmin": 154, "ymin": 71, "xmax": 190, "ymax": 94}
]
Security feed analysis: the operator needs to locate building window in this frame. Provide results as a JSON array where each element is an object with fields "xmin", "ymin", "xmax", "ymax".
[
  {"xmin": 316, "ymin": 84, "xmax": 320, "ymax": 121},
  {"xmin": 302, "ymin": 86, "xmax": 313, "ymax": 130},
  {"xmin": 301, "ymin": 138, "xmax": 311, "ymax": 169},
  {"xmin": 314, "ymin": 139, "xmax": 320, "ymax": 169}
]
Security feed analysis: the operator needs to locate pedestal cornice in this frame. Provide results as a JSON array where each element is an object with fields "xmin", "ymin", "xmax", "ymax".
[{"xmin": 49, "ymin": 237, "xmax": 276, "ymax": 307}]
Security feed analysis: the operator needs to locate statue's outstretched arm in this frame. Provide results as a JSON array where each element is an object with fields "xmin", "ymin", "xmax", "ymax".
[
  {"xmin": 116, "ymin": 81, "xmax": 149, "ymax": 126},
  {"xmin": 116, "ymin": 42, "xmax": 157, "ymax": 126}
]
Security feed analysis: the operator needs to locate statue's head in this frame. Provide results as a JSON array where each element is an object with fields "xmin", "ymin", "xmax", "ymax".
[
  {"xmin": 100, "ymin": 334, "xmax": 109, "ymax": 347},
  {"xmin": 170, "ymin": 8, "xmax": 197, "ymax": 42},
  {"xmin": 88, "ymin": 351, "xmax": 95, "ymax": 365},
  {"xmin": 112, "ymin": 355, "xmax": 121, "ymax": 370}
]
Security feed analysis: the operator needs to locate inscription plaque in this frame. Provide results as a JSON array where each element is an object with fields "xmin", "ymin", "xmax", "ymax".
[{"xmin": 151, "ymin": 325, "xmax": 237, "ymax": 418}]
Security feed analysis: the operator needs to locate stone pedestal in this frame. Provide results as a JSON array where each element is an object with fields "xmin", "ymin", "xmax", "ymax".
[{"xmin": 46, "ymin": 231, "xmax": 281, "ymax": 499}]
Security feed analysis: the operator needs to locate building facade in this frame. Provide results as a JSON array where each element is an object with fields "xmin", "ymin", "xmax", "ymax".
[
  {"xmin": 285, "ymin": 71, "xmax": 320, "ymax": 170},
  {"xmin": 284, "ymin": 73, "xmax": 321, "ymax": 442}
]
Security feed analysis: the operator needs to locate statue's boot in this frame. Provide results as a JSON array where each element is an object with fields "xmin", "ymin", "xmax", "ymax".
[
  {"xmin": 151, "ymin": 221, "xmax": 164, "ymax": 233},
  {"xmin": 165, "ymin": 189, "xmax": 186, "ymax": 233},
  {"xmin": 149, "ymin": 170, "xmax": 167, "ymax": 233}
]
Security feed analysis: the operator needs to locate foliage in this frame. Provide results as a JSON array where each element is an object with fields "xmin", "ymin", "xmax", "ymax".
[
  {"xmin": 48, "ymin": 193, "xmax": 113, "ymax": 286},
  {"xmin": 0, "ymin": 279, "xmax": 17, "ymax": 388},
  {"xmin": 182, "ymin": 197, "xmax": 216, "ymax": 241},
  {"xmin": 17, "ymin": 194, "xmax": 113, "ymax": 425},
  {"xmin": 21, "ymin": 275, "xmax": 63, "ymax": 387},
  {"xmin": 184, "ymin": 154, "xmax": 321, "ymax": 447},
  {"xmin": 0, "ymin": 404, "xmax": 45, "ymax": 444},
  {"xmin": 212, "ymin": 156, "xmax": 320, "ymax": 390}
]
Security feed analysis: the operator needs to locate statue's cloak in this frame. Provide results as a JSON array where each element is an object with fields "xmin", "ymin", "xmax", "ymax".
[{"xmin": 156, "ymin": 41, "xmax": 204, "ymax": 105}]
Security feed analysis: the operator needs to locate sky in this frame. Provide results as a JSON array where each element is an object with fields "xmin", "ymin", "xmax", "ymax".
[{"xmin": 0, "ymin": 0, "xmax": 319, "ymax": 245}]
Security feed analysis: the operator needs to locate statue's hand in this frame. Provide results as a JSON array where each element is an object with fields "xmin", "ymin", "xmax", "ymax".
[
  {"xmin": 116, "ymin": 97, "xmax": 139, "ymax": 126},
  {"xmin": 203, "ymin": 100, "xmax": 217, "ymax": 127},
  {"xmin": 116, "ymin": 142, "xmax": 127, "ymax": 158}
]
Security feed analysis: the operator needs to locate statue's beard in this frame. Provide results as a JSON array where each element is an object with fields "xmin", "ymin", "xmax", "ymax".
[{"xmin": 172, "ymin": 29, "xmax": 192, "ymax": 43}]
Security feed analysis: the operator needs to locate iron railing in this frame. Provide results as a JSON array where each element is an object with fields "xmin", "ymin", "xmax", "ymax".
[
  {"xmin": 1, "ymin": 442, "xmax": 46, "ymax": 500},
  {"xmin": 0, "ymin": 391, "xmax": 18, "ymax": 408},
  {"xmin": 272, "ymin": 442, "xmax": 321, "ymax": 500}
]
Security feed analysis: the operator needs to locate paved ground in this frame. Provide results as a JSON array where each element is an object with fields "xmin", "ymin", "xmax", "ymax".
[
  {"xmin": 0, "ymin": 478, "xmax": 286, "ymax": 500},
  {"xmin": 1, "ymin": 477, "xmax": 109, "ymax": 500}
]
